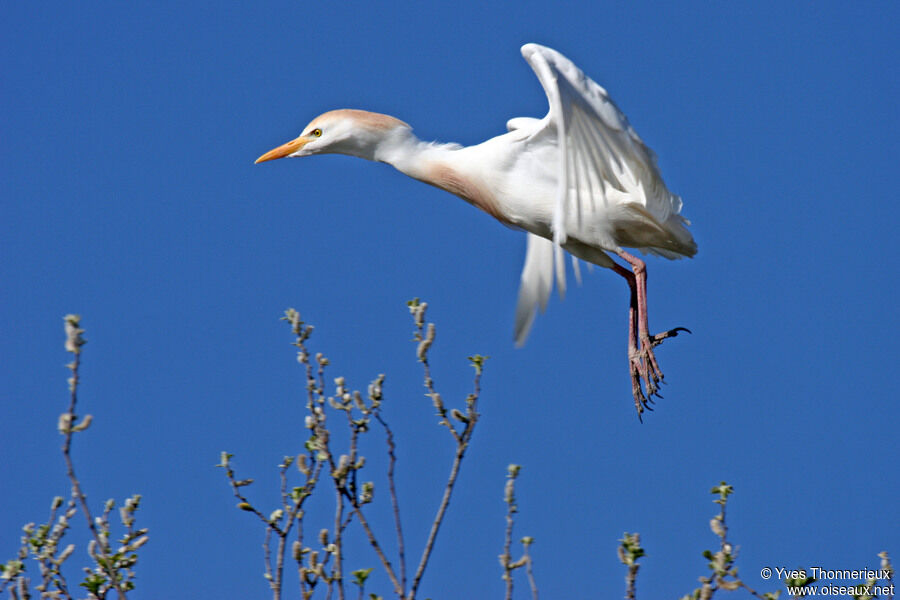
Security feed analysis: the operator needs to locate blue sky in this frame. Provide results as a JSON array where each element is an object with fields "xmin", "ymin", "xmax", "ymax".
[{"xmin": 2, "ymin": 2, "xmax": 897, "ymax": 598}]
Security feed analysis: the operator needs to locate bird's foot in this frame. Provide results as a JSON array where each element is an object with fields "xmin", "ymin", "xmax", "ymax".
[{"xmin": 629, "ymin": 328, "xmax": 691, "ymax": 420}]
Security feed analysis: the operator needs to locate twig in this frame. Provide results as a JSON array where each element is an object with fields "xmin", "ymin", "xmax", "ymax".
[
  {"xmin": 343, "ymin": 489, "xmax": 403, "ymax": 595},
  {"xmin": 333, "ymin": 460, "xmax": 346, "ymax": 600},
  {"xmin": 374, "ymin": 408, "xmax": 407, "ymax": 593},
  {"xmin": 406, "ymin": 300, "xmax": 483, "ymax": 600},
  {"xmin": 502, "ymin": 467, "xmax": 517, "ymax": 600},
  {"xmin": 61, "ymin": 315, "xmax": 127, "ymax": 600},
  {"xmin": 408, "ymin": 428, "xmax": 471, "ymax": 599},
  {"xmin": 500, "ymin": 465, "xmax": 537, "ymax": 600},
  {"xmin": 625, "ymin": 555, "xmax": 639, "ymax": 600},
  {"xmin": 617, "ymin": 533, "xmax": 644, "ymax": 600},
  {"xmin": 524, "ymin": 542, "xmax": 538, "ymax": 600}
]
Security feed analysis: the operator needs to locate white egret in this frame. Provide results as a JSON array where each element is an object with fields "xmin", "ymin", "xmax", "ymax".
[{"xmin": 256, "ymin": 43, "xmax": 696, "ymax": 417}]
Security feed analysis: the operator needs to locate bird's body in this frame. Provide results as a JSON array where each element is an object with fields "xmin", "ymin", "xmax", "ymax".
[{"xmin": 256, "ymin": 44, "xmax": 695, "ymax": 417}]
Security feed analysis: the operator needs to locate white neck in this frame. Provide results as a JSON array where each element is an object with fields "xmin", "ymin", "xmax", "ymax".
[
  {"xmin": 368, "ymin": 125, "xmax": 509, "ymax": 224},
  {"xmin": 371, "ymin": 128, "xmax": 458, "ymax": 180}
]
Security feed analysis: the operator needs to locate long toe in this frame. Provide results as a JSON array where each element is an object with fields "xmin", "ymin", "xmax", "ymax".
[
  {"xmin": 629, "ymin": 360, "xmax": 649, "ymax": 418},
  {"xmin": 629, "ymin": 353, "xmax": 661, "ymax": 419},
  {"xmin": 628, "ymin": 341, "xmax": 667, "ymax": 418}
]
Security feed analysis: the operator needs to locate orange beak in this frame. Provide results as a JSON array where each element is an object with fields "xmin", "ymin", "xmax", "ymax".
[{"xmin": 255, "ymin": 136, "xmax": 309, "ymax": 164}]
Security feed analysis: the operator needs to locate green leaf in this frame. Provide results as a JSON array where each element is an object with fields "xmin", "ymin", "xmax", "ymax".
[
  {"xmin": 80, "ymin": 573, "xmax": 107, "ymax": 594},
  {"xmin": 352, "ymin": 567, "xmax": 374, "ymax": 586},
  {"xmin": 467, "ymin": 354, "xmax": 489, "ymax": 375}
]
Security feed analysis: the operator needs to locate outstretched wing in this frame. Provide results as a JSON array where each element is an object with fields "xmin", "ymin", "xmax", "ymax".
[
  {"xmin": 512, "ymin": 44, "xmax": 694, "ymax": 346},
  {"xmin": 520, "ymin": 43, "xmax": 692, "ymax": 255}
]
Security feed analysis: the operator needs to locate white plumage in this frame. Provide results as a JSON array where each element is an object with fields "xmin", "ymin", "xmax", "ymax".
[{"xmin": 256, "ymin": 43, "xmax": 695, "ymax": 417}]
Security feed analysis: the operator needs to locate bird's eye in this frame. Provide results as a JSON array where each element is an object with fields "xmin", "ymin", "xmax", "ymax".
[{"xmin": 311, "ymin": 128, "xmax": 322, "ymax": 137}]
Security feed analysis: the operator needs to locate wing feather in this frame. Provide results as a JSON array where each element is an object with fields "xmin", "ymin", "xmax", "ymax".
[
  {"xmin": 514, "ymin": 233, "xmax": 555, "ymax": 347},
  {"xmin": 512, "ymin": 43, "xmax": 695, "ymax": 346},
  {"xmin": 520, "ymin": 43, "xmax": 694, "ymax": 254}
]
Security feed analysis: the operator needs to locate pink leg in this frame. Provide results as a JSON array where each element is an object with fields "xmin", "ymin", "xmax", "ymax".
[
  {"xmin": 611, "ymin": 263, "xmax": 646, "ymax": 415},
  {"xmin": 613, "ymin": 250, "xmax": 690, "ymax": 419}
]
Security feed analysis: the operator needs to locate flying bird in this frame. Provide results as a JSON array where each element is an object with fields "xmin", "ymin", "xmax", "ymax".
[{"xmin": 256, "ymin": 43, "xmax": 696, "ymax": 417}]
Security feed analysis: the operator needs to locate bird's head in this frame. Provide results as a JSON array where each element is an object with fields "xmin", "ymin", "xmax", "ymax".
[{"xmin": 255, "ymin": 109, "xmax": 411, "ymax": 164}]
